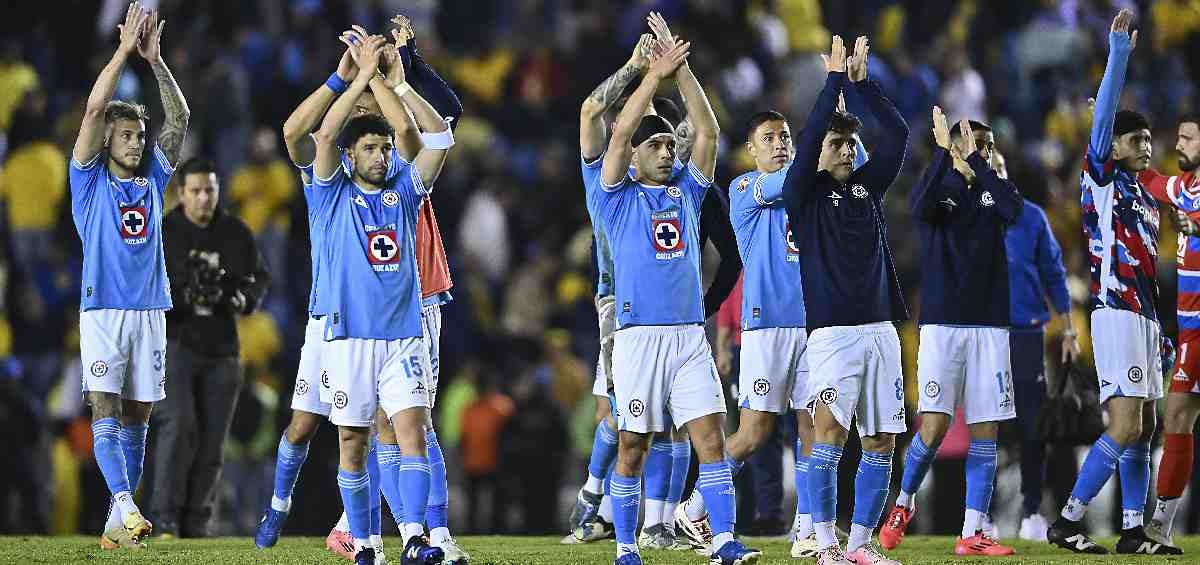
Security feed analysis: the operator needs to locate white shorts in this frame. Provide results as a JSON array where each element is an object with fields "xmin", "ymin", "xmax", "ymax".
[
  {"xmin": 421, "ymin": 302, "xmax": 442, "ymax": 408},
  {"xmin": 592, "ymin": 355, "xmax": 610, "ymax": 397},
  {"xmin": 738, "ymin": 327, "xmax": 809, "ymax": 414},
  {"xmin": 80, "ymin": 309, "xmax": 167, "ymax": 403},
  {"xmin": 806, "ymin": 322, "xmax": 907, "ymax": 437},
  {"xmin": 916, "ymin": 325, "xmax": 1015, "ymax": 424},
  {"xmin": 612, "ymin": 325, "xmax": 726, "ymax": 433},
  {"xmin": 291, "ymin": 317, "xmax": 331, "ymax": 417},
  {"xmin": 1092, "ymin": 308, "xmax": 1163, "ymax": 404},
  {"xmin": 322, "ymin": 336, "xmax": 432, "ymax": 427},
  {"xmin": 594, "ymin": 296, "xmax": 616, "ymax": 398}
]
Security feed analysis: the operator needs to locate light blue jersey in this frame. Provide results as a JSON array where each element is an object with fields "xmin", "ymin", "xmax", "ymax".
[
  {"xmin": 729, "ymin": 164, "xmax": 806, "ymax": 330},
  {"xmin": 589, "ymin": 162, "xmax": 711, "ymax": 328},
  {"xmin": 70, "ymin": 145, "xmax": 173, "ymax": 311},
  {"xmin": 301, "ymin": 149, "xmax": 408, "ymax": 316},
  {"xmin": 310, "ymin": 160, "xmax": 425, "ymax": 340},
  {"xmin": 581, "ymin": 154, "xmax": 615, "ymax": 298}
]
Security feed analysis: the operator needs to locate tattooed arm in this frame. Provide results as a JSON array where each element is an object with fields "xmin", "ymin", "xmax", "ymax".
[
  {"xmin": 580, "ymin": 34, "xmax": 653, "ymax": 161},
  {"xmin": 139, "ymin": 11, "xmax": 190, "ymax": 165}
]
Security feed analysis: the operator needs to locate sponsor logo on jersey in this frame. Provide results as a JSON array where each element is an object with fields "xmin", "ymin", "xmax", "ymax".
[
  {"xmin": 367, "ymin": 229, "xmax": 401, "ymax": 271},
  {"xmin": 940, "ymin": 197, "xmax": 957, "ymax": 210},
  {"xmin": 1175, "ymin": 368, "xmax": 1190, "ymax": 382},
  {"xmin": 354, "ymin": 195, "xmax": 369, "ymax": 208},
  {"xmin": 119, "ymin": 205, "xmax": 148, "ymax": 244},
  {"xmin": 651, "ymin": 217, "xmax": 685, "ymax": 259},
  {"xmin": 828, "ymin": 191, "xmax": 843, "ymax": 206},
  {"xmin": 736, "ymin": 177, "xmax": 750, "ymax": 193},
  {"xmin": 786, "ymin": 227, "xmax": 800, "ymax": 262}
]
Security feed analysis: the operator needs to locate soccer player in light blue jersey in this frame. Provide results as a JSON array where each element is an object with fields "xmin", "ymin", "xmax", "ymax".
[
  {"xmin": 589, "ymin": 14, "xmax": 759, "ymax": 564},
  {"xmin": 71, "ymin": 3, "xmax": 189, "ymax": 550},
  {"xmin": 309, "ymin": 33, "xmax": 452, "ymax": 565}
]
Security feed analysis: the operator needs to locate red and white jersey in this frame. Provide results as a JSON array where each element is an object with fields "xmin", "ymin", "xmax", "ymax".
[{"xmin": 1140, "ymin": 169, "xmax": 1200, "ymax": 338}]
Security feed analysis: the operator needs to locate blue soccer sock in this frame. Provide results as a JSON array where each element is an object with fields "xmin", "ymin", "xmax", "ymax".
[
  {"xmin": 963, "ymin": 440, "xmax": 998, "ymax": 537},
  {"xmin": 119, "ymin": 423, "xmax": 148, "ymax": 493},
  {"xmin": 425, "ymin": 429, "xmax": 452, "ymax": 541},
  {"xmin": 1063, "ymin": 434, "xmax": 1123, "ymax": 521},
  {"xmin": 665, "ymin": 441, "xmax": 691, "ymax": 528},
  {"xmin": 366, "ymin": 442, "xmax": 382, "ymax": 537},
  {"xmin": 93, "ymin": 418, "xmax": 137, "ymax": 516},
  {"xmin": 852, "ymin": 450, "xmax": 892, "ymax": 534},
  {"xmin": 375, "ymin": 442, "xmax": 404, "ymax": 525},
  {"xmin": 337, "ymin": 468, "xmax": 371, "ymax": 548},
  {"xmin": 809, "ymin": 444, "xmax": 844, "ymax": 549},
  {"xmin": 795, "ymin": 442, "xmax": 813, "ymax": 538},
  {"xmin": 697, "ymin": 461, "xmax": 736, "ymax": 547},
  {"xmin": 897, "ymin": 433, "xmax": 934, "ymax": 508},
  {"xmin": 643, "ymin": 437, "xmax": 673, "ymax": 527},
  {"xmin": 1119, "ymin": 442, "xmax": 1152, "ymax": 529},
  {"xmin": 585, "ymin": 419, "xmax": 619, "ymax": 494},
  {"xmin": 610, "ymin": 473, "xmax": 641, "ymax": 556},
  {"xmin": 399, "ymin": 455, "xmax": 431, "ymax": 543},
  {"xmin": 271, "ymin": 434, "xmax": 310, "ymax": 512}
]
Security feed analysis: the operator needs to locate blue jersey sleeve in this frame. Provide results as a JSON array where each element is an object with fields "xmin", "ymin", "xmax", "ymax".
[
  {"xmin": 396, "ymin": 161, "xmax": 429, "ymax": 207},
  {"xmin": 1087, "ymin": 30, "xmax": 1134, "ymax": 179},
  {"xmin": 1034, "ymin": 204, "xmax": 1071, "ymax": 314},
  {"xmin": 310, "ymin": 164, "xmax": 347, "ymax": 220},
  {"xmin": 69, "ymin": 152, "xmax": 105, "ymax": 206},
  {"xmin": 754, "ymin": 166, "xmax": 787, "ymax": 206},
  {"xmin": 148, "ymin": 144, "xmax": 175, "ymax": 197}
]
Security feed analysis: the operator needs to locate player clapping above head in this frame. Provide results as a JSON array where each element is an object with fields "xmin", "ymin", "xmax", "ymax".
[{"xmin": 70, "ymin": 1, "xmax": 189, "ymax": 550}]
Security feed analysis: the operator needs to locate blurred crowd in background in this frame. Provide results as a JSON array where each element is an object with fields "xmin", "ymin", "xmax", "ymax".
[{"xmin": 2, "ymin": 0, "xmax": 1200, "ymax": 540}]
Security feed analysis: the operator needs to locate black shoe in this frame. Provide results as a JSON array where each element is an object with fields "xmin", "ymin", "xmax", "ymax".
[
  {"xmin": 743, "ymin": 515, "xmax": 787, "ymax": 537},
  {"xmin": 1047, "ymin": 517, "xmax": 1108, "ymax": 554},
  {"xmin": 1115, "ymin": 526, "xmax": 1183, "ymax": 555}
]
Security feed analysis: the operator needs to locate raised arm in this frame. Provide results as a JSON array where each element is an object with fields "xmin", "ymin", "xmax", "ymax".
[
  {"xmin": 956, "ymin": 119, "xmax": 1022, "ymax": 222},
  {"xmin": 846, "ymin": 37, "xmax": 908, "ymax": 193},
  {"xmin": 674, "ymin": 61, "xmax": 719, "ymax": 182},
  {"xmin": 139, "ymin": 11, "xmax": 190, "ymax": 165},
  {"xmin": 313, "ymin": 36, "xmax": 385, "ymax": 181},
  {"xmin": 1088, "ymin": 9, "xmax": 1137, "ymax": 172},
  {"xmin": 600, "ymin": 40, "xmax": 690, "ymax": 187},
  {"xmin": 379, "ymin": 37, "xmax": 422, "ymax": 161},
  {"xmin": 394, "ymin": 15, "xmax": 464, "ymax": 129},
  {"xmin": 373, "ymin": 58, "xmax": 451, "ymax": 188},
  {"xmin": 73, "ymin": 3, "xmax": 146, "ymax": 164},
  {"xmin": 580, "ymin": 34, "xmax": 652, "ymax": 161},
  {"xmin": 283, "ymin": 48, "xmax": 357, "ymax": 167},
  {"xmin": 782, "ymin": 37, "xmax": 847, "ymax": 206}
]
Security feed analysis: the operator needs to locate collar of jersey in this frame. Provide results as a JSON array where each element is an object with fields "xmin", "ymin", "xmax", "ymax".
[{"xmin": 352, "ymin": 180, "xmax": 383, "ymax": 195}]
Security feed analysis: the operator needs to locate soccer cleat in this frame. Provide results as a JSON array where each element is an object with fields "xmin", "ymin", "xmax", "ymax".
[
  {"xmin": 638, "ymin": 524, "xmax": 671, "ymax": 550},
  {"xmin": 673, "ymin": 503, "xmax": 714, "ymax": 554},
  {"xmin": 432, "ymin": 536, "xmax": 470, "ymax": 564},
  {"xmin": 791, "ymin": 532, "xmax": 820, "ymax": 558},
  {"xmin": 614, "ymin": 551, "xmax": 644, "ymax": 565},
  {"xmin": 1144, "ymin": 518, "xmax": 1174, "ymax": 547},
  {"xmin": 844, "ymin": 544, "xmax": 902, "ymax": 565},
  {"xmin": 955, "ymin": 532, "xmax": 1015, "ymax": 556},
  {"xmin": 121, "ymin": 511, "xmax": 153, "ymax": 544},
  {"xmin": 1115, "ymin": 526, "xmax": 1183, "ymax": 555},
  {"xmin": 877, "ymin": 504, "xmax": 914, "ymax": 550},
  {"xmin": 1018, "ymin": 513, "xmax": 1049, "ymax": 542},
  {"xmin": 401, "ymin": 536, "xmax": 445, "ymax": 565},
  {"xmin": 355, "ymin": 547, "xmax": 376, "ymax": 565},
  {"xmin": 327, "ymin": 528, "xmax": 357, "ymax": 560},
  {"xmin": 255, "ymin": 507, "xmax": 288, "ymax": 548},
  {"xmin": 568, "ymin": 489, "xmax": 603, "ymax": 530},
  {"xmin": 814, "ymin": 546, "xmax": 855, "ymax": 565},
  {"xmin": 99, "ymin": 526, "xmax": 146, "ymax": 550},
  {"xmin": 708, "ymin": 539, "xmax": 762, "ymax": 565},
  {"xmin": 1046, "ymin": 517, "xmax": 1107, "ymax": 554},
  {"xmin": 562, "ymin": 516, "xmax": 614, "ymax": 544},
  {"xmin": 376, "ymin": 542, "xmax": 388, "ymax": 565}
]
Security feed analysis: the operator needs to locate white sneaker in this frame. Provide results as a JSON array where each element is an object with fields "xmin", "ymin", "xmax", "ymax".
[
  {"xmin": 791, "ymin": 533, "xmax": 820, "ymax": 558},
  {"xmin": 433, "ymin": 536, "xmax": 471, "ymax": 564},
  {"xmin": 1018, "ymin": 513, "xmax": 1049, "ymax": 542}
]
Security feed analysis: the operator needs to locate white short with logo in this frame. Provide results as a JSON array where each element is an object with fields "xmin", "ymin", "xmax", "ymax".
[
  {"xmin": 612, "ymin": 325, "xmax": 726, "ymax": 433},
  {"xmin": 421, "ymin": 302, "xmax": 443, "ymax": 408},
  {"xmin": 916, "ymin": 325, "xmax": 1015, "ymax": 424},
  {"xmin": 1092, "ymin": 308, "xmax": 1163, "ymax": 404},
  {"xmin": 738, "ymin": 327, "xmax": 809, "ymax": 414},
  {"xmin": 322, "ymin": 336, "xmax": 431, "ymax": 427},
  {"xmin": 805, "ymin": 322, "xmax": 907, "ymax": 437},
  {"xmin": 80, "ymin": 309, "xmax": 167, "ymax": 403},
  {"xmin": 291, "ymin": 316, "xmax": 331, "ymax": 416}
]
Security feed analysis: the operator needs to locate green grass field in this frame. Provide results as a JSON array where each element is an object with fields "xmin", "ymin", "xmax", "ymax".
[{"xmin": 6, "ymin": 535, "xmax": 1200, "ymax": 564}]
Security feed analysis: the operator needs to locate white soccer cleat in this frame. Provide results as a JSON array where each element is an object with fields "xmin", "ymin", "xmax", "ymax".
[
  {"xmin": 672, "ymin": 503, "xmax": 713, "ymax": 555},
  {"xmin": 1019, "ymin": 513, "xmax": 1049, "ymax": 542},
  {"xmin": 434, "ymin": 536, "xmax": 471, "ymax": 564},
  {"xmin": 791, "ymin": 532, "xmax": 820, "ymax": 558}
]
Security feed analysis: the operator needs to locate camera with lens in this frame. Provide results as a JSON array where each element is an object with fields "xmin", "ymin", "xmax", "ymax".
[{"xmin": 184, "ymin": 250, "xmax": 229, "ymax": 315}]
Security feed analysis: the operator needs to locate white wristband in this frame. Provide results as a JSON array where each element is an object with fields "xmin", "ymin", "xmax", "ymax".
[
  {"xmin": 420, "ymin": 127, "xmax": 455, "ymax": 150},
  {"xmin": 392, "ymin": 82, "xmax": 412, "ymax": 97}
]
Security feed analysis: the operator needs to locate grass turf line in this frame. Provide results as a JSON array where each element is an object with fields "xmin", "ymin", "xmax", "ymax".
[{"xmin": 3, "ymin": 535, "xmax": 1198, "ymax": 564}]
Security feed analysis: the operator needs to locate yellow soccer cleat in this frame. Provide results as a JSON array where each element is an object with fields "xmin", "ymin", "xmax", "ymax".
[{"xmin": 122, "ymin": 511, "xmax": 154, "ymax": 544}]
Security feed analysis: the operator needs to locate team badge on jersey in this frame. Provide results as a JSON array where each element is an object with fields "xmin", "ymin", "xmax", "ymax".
[
  {"xmin": 119, "ymin": 205, "xmax": 148, "ymax": 244},
  {"xmin": 851, "ymin": 184, "xmax": 868, "ymax": 198},
  {"xmin": 981, "ymin": 191, "xmax": 995, "ymax": 207},
  {"xmin": 133, "ymin": 176, "xmax": 149, "ymax": 187},
  {"xmin": 736, "ymin": 177, "xmax": 750, "ymax": 193},
  {"xmin": 367, "ymin": 229, "xmax": 401, "ymax": 271},
  {"xmin": 651, "ymin": 211, "xmax": 685, "ymax": 260},
  {"xmin": 666, "ymin": 186, "xmax": 682, "ymax": 198},
  {"xmin": 785, "ymin": 227, "xmax": 800, "ymax": 262},
  {"xmin": 382, "ymin": 190, "xmax": 399, "ymax": 207}
]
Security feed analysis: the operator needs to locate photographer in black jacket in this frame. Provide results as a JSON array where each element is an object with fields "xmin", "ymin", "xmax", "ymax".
[{"xmin": 143, "ymin": 157, "xmax": 270, "ymax": 537}]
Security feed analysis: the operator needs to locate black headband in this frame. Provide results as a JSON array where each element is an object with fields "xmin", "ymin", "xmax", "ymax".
[{"xmin": 631, "ymin": 115, "xmax": 675, "ymax": 147}]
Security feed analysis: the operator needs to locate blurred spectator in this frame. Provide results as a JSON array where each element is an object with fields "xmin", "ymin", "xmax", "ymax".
[
  {"xmin": 459, "ymin": 371, "xmax": 514, "ymax": 533},
  {"xmin": 0, "ymin": 89, "xmax": 66, "ymax": 275}
]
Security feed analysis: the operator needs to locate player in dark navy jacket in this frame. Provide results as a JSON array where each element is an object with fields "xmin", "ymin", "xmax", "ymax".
[
  {"xmin": 781, "ymin": 35, "xmax": 909, "ymax": 565},
  {"xmin": 880, "ymin": 110, "xmax": 1021, "ymax": 556}
]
